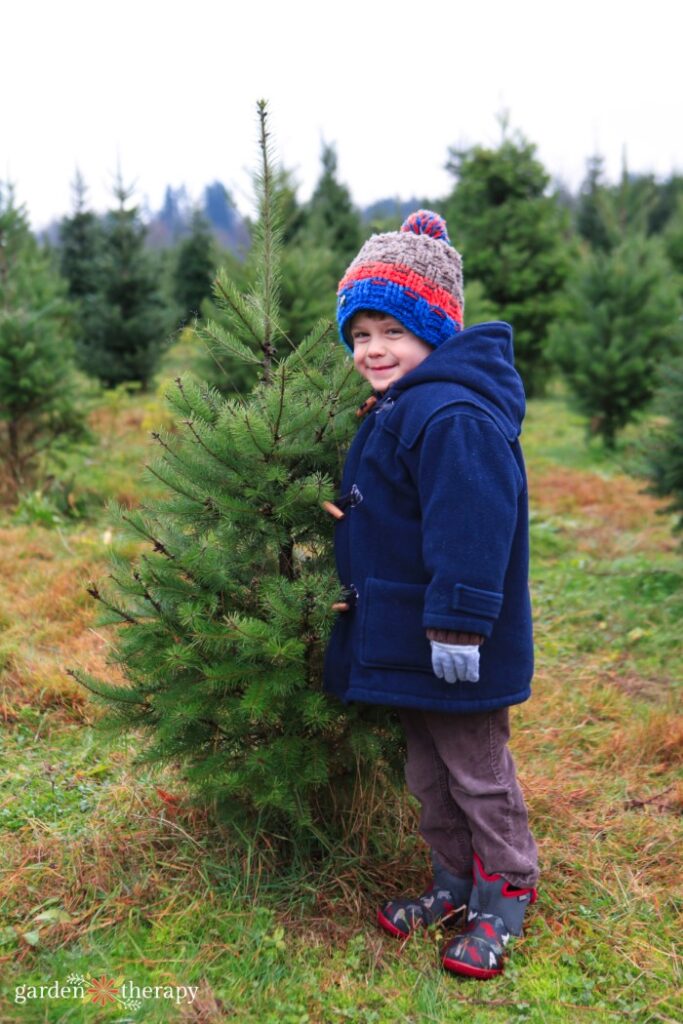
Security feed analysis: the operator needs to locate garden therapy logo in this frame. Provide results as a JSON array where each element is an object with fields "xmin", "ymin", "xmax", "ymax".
[{"xmin": 14, "ymin": 973, "xmax": 199, "ymax": 1010}]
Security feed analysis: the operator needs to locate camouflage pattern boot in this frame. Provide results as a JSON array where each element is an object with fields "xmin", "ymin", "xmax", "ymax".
[
  {"xmin": 441, "ymin": 852, "xmax": 537, "ymax": 979},
  {"xmin": 378, "ymin": 855, "xmax": 472, "ymax": 939}
]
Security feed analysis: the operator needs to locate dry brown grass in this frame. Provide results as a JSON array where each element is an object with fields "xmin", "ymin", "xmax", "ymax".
[
  {"xmin": 0, "ymin": 524, "xmax": 128, "ymax": 728},
  {"xmin": 529, "ymin": 465, "xmax": 678, "ymax": 556}
]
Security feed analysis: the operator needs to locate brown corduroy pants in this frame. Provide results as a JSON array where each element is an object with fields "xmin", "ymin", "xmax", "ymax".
[{"xmin": 399, "ymin": 706, "xmax": 539, "ymax": 889}]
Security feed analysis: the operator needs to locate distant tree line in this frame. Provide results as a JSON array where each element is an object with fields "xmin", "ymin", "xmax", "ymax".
[{"xmin": 2, "ymin": 122, "xmax": 683, "ymax": 528}]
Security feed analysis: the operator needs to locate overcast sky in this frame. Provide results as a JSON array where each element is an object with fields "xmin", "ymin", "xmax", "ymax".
[{"xmin": 3, "ymin": 0, "xmax": 681, "ymax": 228}]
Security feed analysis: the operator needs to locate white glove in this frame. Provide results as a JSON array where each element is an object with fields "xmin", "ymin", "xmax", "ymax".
[{"xmin": 430, "ymin": 642, "xmax": 480, "ymax": 684}]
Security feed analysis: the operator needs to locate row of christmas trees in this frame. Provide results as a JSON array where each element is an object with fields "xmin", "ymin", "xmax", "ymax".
[{"xmin": 2, "ymin": 112, "xmax": 683, "ymax": 510}]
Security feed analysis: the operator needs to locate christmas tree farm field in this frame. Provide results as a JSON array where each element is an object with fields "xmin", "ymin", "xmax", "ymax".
[{"xmin": 0, "ymin": 386, "xmax": 681, "ymax": 1024}]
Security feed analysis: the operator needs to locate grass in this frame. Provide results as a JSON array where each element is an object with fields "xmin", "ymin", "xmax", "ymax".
[{"xmin": 0, "ymin": 357, "xmax": 681, "ymax": 1023}]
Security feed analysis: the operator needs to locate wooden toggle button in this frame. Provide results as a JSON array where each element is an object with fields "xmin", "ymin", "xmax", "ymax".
[
  {"xmin": 322, "ymin": 501, "xmax": 345, "ymax": 520},
  {"xmin": 331, "ymin": 601, "xmax": 350, "ymax": 612},
  {"xmin": 356, "ymin": 395, "xmax": 378, "ymax": 418}
]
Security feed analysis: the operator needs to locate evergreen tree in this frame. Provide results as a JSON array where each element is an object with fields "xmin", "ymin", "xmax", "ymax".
[
  {"xmin": 576, "ymin": 155, "xmax": 616, "ymax": 252},
  {"xmin": 70, "ymin": 102, "xmax": 402, "ymax": 845},
  {"xmin": 576, "ymin": 158, "xmax": 682, "ymax": 252},
  {"xmin": 444, "ymin": 124, "xmax": 570, "ymax": 395},
  {"xmin": 611, "ymin": 160, "xmax": 658, "ymax": 238},
  {"xmin": 0, "ymin": 184, "xmax": 89, "ymax": 496},
  {"xmin": 649, "ymin": 174, "xmax": 683, "ymax": 235},
  {"xmin": 82, "ymin": 178, "xmax": 170, "ymax": 389},
  {"xmin": 549, "ymin": 233, "xmax": 683, "ymax": 447},
  {"xmin": 58, "ymin": 171, "xmax": 107, "ymax": 372},
  {"xmin": 173, "ymin": 209, "xmax": 216, "ymax": 324},
  {"xmin": 663, "ymin": 197, "xmax": 683, "ymax": 285},
  {"xmin": 305, "ymin": 143, "xmax": 362, "ymax": 274},
  {"xmin": 642, "ymin": 355, "xmax": 683, "ymax": 533},
  {"xmin": 59, "ymin": 171, "xmax": 105, "ymax": 299},
  {"xmin": 270, "ymin": 168, "xmax": 307, "ymax": 244},
  {"xmin": 278, "ymin": 244, "xmax": 338, "ymax": 345}
]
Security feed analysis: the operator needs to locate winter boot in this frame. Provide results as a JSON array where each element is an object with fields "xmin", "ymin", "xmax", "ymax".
[
  {"xmin": 377, "ymin": 854, "xmax": 472, "ymax": 939},
  {"xmin": 441, "ymin": 852, "xmax": 537, "ymax": 979}
]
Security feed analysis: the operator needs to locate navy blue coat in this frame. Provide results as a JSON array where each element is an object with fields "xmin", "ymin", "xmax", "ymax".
[{"xmin": 323, "ymin": 321, "xmax": 533, "ymax": 713}]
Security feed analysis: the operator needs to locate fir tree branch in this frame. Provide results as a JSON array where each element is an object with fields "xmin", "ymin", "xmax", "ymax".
[
  {"xmin": 242, "ymin": 411, "xmax": 270, "ymax": 458},
  {"xmin": 301, "ymin": 589, "xmax": 316, "ymax": 689},
  {"xmin": 213, "ymin": 278, "xmax": 264, "ymax": 346},
  {"xmin": 120, "ymin": 513, "xmax": 175, "ymax": 560},
  {"xmin": 182, "ymin": 417, "xmax": 251, "ymax": 481},
  {"xmin": 65, "ymin": 667, "xmax": 150, "ymax": 706},
  {"xmin": 171, "ymin": 375, "xmax": 193, "ymax": 416},
  {"xmin": 132, "ymin": 570, "xmax": 163, "ymax": 614},
  {"xmin": 144, "ymin": 461, "xmax": 208, "ymax": 506},
  {"xmin": 255, "ymin": 99, "xmax": 282, "ymax": 386},
  {"xmin": 272, "ymin": 363, "xmax": 287, "ymax": 444},
  {"xmin": 140, "ymin": 554, "xmax": 192, "ymax": 595},
  {"xmin": 150, "ymin": 428, "xmax": 201, "ymax": 473},
  {"xmin": 198, "ymin": 717, "xmax": 231, "ymax": 739},
  {"xmin": 86, "ymin": 583, "xmax": 138, "ymax": 624}
]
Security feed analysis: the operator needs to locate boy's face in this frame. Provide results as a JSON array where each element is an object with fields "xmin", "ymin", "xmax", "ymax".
[{"xmin": 349, "ymin": 312, "xmax": 433, "ymax": 392}]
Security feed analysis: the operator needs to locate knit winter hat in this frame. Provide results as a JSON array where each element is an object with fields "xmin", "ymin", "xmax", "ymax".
[{"xmin": 337, "ymin": 210, "xmax": 463, "ymax": 352}]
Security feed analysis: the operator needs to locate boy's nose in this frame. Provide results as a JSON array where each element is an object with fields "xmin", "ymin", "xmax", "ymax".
[{"xmin": 367, "ymin": 334, "xmax": 386, "ymax": 355}]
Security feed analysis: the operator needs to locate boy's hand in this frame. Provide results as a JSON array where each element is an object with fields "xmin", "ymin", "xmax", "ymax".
[{"xmin": 430, "ymin": 642, "xmax": 480, "ymax": 684}]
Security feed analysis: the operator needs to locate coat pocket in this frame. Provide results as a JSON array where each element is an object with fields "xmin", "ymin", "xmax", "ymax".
[{"xmin": 359, "ymin": 578, "xmax": 432, "ymax": 672}]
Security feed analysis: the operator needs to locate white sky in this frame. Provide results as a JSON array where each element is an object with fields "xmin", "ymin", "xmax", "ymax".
[{"xmin": 2, "ymin": 0, "xmax": 682, "ymax": 228}]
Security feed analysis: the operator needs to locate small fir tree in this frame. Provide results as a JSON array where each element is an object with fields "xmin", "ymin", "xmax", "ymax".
[
  {"xmin": 69, "ymin": 103, "xmax": 402, "ymax": 845},
  {"xmin": 81, "ymin": 178, "xmax": 169, "ymax": 389},
  {"xmin": 642, "ymin": 355, "xmax": 683, "ymax": 533},
  {"xmin": 663, "ymin": 197, "xmax": 683, "ymax": 287},
  {"xmin": 304, "ymin": 143, "xmax": 363, "ymax": 274},
  {"xmin": 59, "ymin": 171, "xmax": 106, "ymax": 301},
  {"xmin": 0, "ymin": 184, "xmax": 89, "ymax": 496},
  {"xmin": 576, "ymin": 155, "xmax": 618, "ymax": 252},
  {"xmin": 445, "ymin": 123, "xmax": 571, "ymax": 395},
  {"xmin": 278, "ymin": 243, "xmax": 338, "ymax": 344},
  {"xmin": 173, "ymin": 209, "xmax": 216, "ymax": 324},
  {"xmin": 549, "ymin": 233, "xmax": 683, "ymax": 447},
  {"xmin": 58, "ymin": 171, "xmax": 108, "ymax": 372}
]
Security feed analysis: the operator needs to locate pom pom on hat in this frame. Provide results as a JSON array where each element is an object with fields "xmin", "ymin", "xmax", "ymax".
[
  {"xmin": 336, "ymin": 209, "xmax": 463, "ymax": 351},
  {"xmin": 400, "ymin": 209, "xmax": 451, "ymax": 244}
]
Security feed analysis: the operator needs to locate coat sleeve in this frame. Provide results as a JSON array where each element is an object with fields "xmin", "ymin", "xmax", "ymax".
[{"xmin": 417, "ymin": 411, "xmax": 523, "ymax": 637}]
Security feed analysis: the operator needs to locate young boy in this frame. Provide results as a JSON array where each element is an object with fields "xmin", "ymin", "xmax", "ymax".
[{"xmin": 323, "ymin": 211, "xmax": 539, "ymax": 980}]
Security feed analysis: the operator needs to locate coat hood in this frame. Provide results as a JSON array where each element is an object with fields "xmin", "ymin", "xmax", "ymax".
[{"xmin": 388, "ymin": 321, "xmax": 526, "ymax": 441}]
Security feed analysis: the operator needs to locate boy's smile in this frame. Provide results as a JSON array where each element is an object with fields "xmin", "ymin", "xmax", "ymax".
[{"xmin": 350, "ymin": 313, "xmax": 433, "ymax": 392}]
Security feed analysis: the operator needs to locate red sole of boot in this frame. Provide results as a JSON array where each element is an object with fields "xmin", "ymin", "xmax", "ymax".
[
  {"xmin": 442, "ymin": 956, "xmax": 502, "ymax": 980},
  {"xmin": 376, "ymin": 909, "xmax": 413, "ymax": 939}
]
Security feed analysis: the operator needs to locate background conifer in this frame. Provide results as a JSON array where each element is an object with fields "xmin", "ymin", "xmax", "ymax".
[
  {"xmin": 549, "ymin": 233, "xmax": 683, "ymax": 447},
  {"xmin": 445, "ymin": 123, "xmax": 570, "ymax": 395},
  {"xmin": 304, "ymin": 143, "xmax": 363, "ymax": 275},
  {"xmin": 0, "ymin": 183, "xmax": 89, "ymax": 497},
  {"xmin": 79, "ymin": 178, "xmax": 170, "ymax": 389},
  {"xmin": 642, "ymin": 355, "xmax": 683, "ymax": 533},
  {"xmin": 173, "ymin": 209, "xmax": 216, "ymax": 325}
]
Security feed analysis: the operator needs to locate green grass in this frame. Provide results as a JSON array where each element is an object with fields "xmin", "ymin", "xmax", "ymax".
[{"xmin": 1, "ymin": 365, "xmax": 681, "ymax": 1023}]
